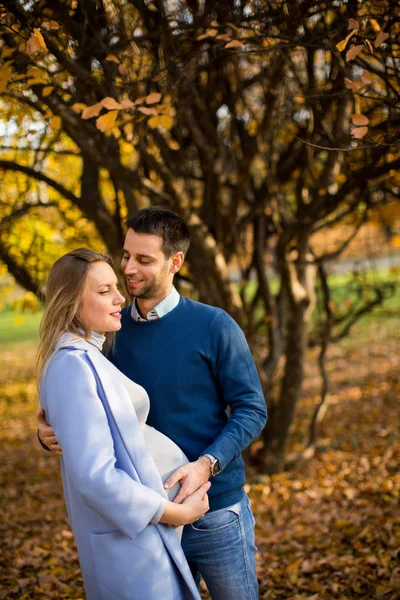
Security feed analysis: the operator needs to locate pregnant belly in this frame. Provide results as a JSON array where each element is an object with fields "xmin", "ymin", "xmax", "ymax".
[{"xmin": 142, "ymin": 424, "xmax": 189, "ymax": 502}]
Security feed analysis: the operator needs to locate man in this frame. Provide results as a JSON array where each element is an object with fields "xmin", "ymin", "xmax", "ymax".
[{"xmin": 38, "ymin": 206, "xmax": 267, "ymax": 599}]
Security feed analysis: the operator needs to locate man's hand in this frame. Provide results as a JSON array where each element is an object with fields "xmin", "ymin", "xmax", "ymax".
[
  {"xmin": 164, "ymin": 456, "xmax": 211, "ymax": 504},
  {"xmin": 36, "ymin": 408, "xmax": 62, "ymax": 455}
]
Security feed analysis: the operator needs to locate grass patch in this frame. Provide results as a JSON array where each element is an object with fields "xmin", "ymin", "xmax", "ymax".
[{"xmin": 0, "ymin": 310, "xmax": 42, "ymax": 346}]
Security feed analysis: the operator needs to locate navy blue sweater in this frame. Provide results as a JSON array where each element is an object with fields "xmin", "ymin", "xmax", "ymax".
[{"xmin": 110, "ymin": 297, "xmax": 267, "ymax": 511}]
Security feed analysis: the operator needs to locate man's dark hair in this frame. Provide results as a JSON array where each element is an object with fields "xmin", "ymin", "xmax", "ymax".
[{"xmin": 125, "ymin": 206, "xmax": 191, "ymax": 258}]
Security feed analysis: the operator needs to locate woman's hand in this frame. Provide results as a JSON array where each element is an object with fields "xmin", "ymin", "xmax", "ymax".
[{"xmin": 160, "ymin": 481, "xmax": 211, "ymax": 527}]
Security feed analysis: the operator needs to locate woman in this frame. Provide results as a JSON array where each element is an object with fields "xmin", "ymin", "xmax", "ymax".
[{"xmin": 38, "ymin": 248, "xmax": 209, "ymax": 600}]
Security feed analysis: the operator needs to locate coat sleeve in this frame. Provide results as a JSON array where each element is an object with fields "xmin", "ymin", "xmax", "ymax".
[
  {"xmin": 202, "ymin": 311, "xmax": 268, "ymax": 471},
  {"xmin": 41, "ymin": 349, "xmax": 166, "ymax": 539}
]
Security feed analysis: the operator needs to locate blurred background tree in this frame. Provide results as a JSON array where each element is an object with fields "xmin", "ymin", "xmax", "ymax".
[{"xmin": 0, "ymin": 0, "xmax": 399, "ymax": 472}]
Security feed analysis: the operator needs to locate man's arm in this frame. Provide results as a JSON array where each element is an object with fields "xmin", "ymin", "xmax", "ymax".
[
  {"xmin": 36, "ymin": 407, "xmax": 62, "ymax": 455},
  {"xmin": 164, "ymin": 311, "xmax": 267, "ymax": 502},
  {"xmin": 200, "ymin": 311, "xmax": 267, "ymax": 470}
]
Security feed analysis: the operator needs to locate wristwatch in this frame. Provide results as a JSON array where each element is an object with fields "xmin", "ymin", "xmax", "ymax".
[{"xmin": 201, "ymin": 453, "xmax": 221, "ymax": 477}]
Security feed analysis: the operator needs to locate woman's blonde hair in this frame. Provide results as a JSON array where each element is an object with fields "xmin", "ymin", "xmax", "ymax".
[{"xmin": 37, "ymin": 248, "xmax": 114, "ymax": 379}]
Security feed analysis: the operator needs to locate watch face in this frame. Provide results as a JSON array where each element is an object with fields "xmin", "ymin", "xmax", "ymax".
[{"xmin": 212, "ymin": 460, "xmax": 220, "ymax": 476}]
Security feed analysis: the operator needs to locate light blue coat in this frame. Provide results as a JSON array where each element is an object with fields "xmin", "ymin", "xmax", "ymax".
[{"xmin": 40, "ymin": 337, "xmax": 201, "ymax": 600}]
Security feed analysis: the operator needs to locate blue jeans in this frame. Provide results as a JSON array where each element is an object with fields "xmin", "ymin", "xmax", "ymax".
[{"xmin": 181, "ymin": 494, "xmax": 258, "ymax": 600}]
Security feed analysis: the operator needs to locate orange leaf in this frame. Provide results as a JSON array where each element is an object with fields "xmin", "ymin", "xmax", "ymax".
[
  {"xmin": 81, "ymin": 102, "xmax": 103, "ymax": 119},
  {"xmin": 26, "ymin": 35, "xmax": 42, "ymax": 56},
  {"xmin": 101, "ymin": 97, "xmax": 123, "ymax": 110},
  {"xmin": 33, "ymin": 28, "xmax": 47, "ymax": 51},
  {"xmin": 42, "ymin": 86, "xmax": 54, "ymax": 97},
  {"xmin": 49, "ymin": 116, "xmax": 61, "ymax": 129},
  {"xmin": 145, "ymin": 92, "xmax": 162, "ymax": 104},
  {"xmin": 225, "ymin": 40, "xmax": 244, "ymax": 49},
  {"xmin": 106, "ymin": 55, "xmax": 120, "ymax": 63},
  {"xmin": 118, "ymin": 64, "xmax": 128, "ymax": 75},
  {"xmin": 344, "ymin": 78, "xmax": 363, "ymax": 91},
  {"xmin": 120, "ymin": 98, "xmax": 135, "ymax": 109},
  {"xmin": 346, "ymin": 44, "xmax": 363, "ymax": 61},
  {"xmin": 138, "ymin": 107, "xmax": 158, "ymax": 115},
  {"xmin": 352, "ymin": 114, "xmax": 369, "ymax": 126},
  {"xmin": 96, "ymin": 110, "xmax": 118, "ymax": 132},
  {"xmin": 351, "ymin": 126, "xmax": 368, "ymax": 139},
  {"xmin": 374, "ymin": 31, "xmax": 389, "ymax": 48},
  {"xmin": 41, "ymin": 21, "xmax": 60, "ymax": 30},
  {"xmin": 348, "ymin": 18, "xmax": 359, "ymax": 31},
  {"xmin": 361, "ymin": 70, "xmax": 372, "ymax": 84}
]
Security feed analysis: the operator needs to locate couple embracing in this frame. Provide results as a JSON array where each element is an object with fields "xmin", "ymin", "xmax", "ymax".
[{"xmin": 37, "ymin": 206, "xmax": 267, "ymax": 599}]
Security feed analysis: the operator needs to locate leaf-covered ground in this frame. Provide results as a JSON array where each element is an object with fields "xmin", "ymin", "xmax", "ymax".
[{"xmin": 0, "ymin": 317, "xmax": 398, "ymax": 600}]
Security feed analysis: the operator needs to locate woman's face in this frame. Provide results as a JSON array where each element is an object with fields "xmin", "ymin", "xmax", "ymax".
[{"xmin": 79, "ymin": 262, "xmax": 125, "ymax": 335}]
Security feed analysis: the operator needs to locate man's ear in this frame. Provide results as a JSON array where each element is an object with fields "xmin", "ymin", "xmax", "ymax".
[{"xmin": 170, "ymin": 252, "xmax": 185, "ymax": 274}]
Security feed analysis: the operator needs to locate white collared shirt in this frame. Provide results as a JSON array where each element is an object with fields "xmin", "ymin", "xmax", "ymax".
[{"xmin": 130, "ymin": 285, "xmax": 180, "ymax": 322}]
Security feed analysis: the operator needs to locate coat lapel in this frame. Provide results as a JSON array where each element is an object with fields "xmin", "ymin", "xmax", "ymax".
[{"xmin": 86, "ymin": 347, "xmax": 168, "ymax": 497}]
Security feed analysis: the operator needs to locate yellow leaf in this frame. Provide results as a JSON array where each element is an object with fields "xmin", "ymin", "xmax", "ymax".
[
  {"xmin": 14, "ymin": 315, "xmax": 24, "ymax": 326},
  {"xmin": 42, "ymin": 86, "xmax": 54, "ymax": 97},
  {"xmin": 247, "ymin": 119, "xmax": 257, "ymax": 136},
  {"xmin": 42, "ymin": 20, "xmax": 60, "ymax": 30},
  {"xmin": 0, "ymin": 66, "xmax": 12, "ymax": 82},
  {"xmin": 101, "ymin": 97, "xmax": 123, "ymax": 110},
  {"xmin": 145, "ymin": 92, "xmax": 162, "ymax": 104},
  {"xmin": 33, "ymin": 28, "xmax": 47, "ymax": 51},
  {"xmin": 0, "ymin": 79, "xmax": 7, "ymax": 93},
  {"xmin": 1, "ymin": 48, "xmax": 15, "ymax": 59},
  {"xmin": 72, "ymin": 103, "xmax": 86, "ymax": 113},
  {"xmin": 391, "ymin": 236, "xmax": 400, "ymax": 248},
  {"xmin": 168, "ymin": 139, "xmax": 180, "ymax": 150},
  {"xmin": 374, "ymin": 31, "xmax": 389, "ymax": 48},
  {"xmin": 50, "ymin": 116, "xmax": 61, "ymax": 129},
  {"xmin": 352, "ymin": 113, "xmax": 369, "ymax": 126},
  {"xmin": 336, "ymin": 29, "xmax": 356, "ymax": 52},
  {"xmin": 148, "ymin": 115, "xmax": 174, "ymax": 130},
  {"xmin": 225, "ymin": 40, "xmax": 244, "ymax": 49},
  {"xmin": 96, "ymin": 110, "xmax": 118, "ymax": 132},
  {"xmin": 81, "ymin": 102, "xmax": 103, "ymax": 119},
  {"xmin": 351, "ymin": 126, "xmax": 368, "ymax": 139}
]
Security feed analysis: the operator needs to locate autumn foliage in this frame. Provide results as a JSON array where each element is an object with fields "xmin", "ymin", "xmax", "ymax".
[{"xmin": 0, "ymin": 0, "xmax": 399, "ymax": 471}]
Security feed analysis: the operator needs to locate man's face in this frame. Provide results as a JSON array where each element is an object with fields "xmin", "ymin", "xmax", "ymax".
[{"xmin": 121, "ymin": 229, "xmax": 172, "ymax": 300}]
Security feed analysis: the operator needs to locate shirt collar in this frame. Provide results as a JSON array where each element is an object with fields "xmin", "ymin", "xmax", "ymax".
[{"xmin": 130, "ymin": 285, "xmax": 180, "ymax": 322}]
